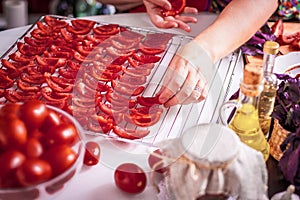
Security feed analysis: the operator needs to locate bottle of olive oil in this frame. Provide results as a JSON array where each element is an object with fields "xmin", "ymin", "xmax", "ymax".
[
  {"xmin": 258, "ymin": 41, "xmax": 279, "ymax": 137},
  {"xmin": 228, "ymin": 63, "xmax": 270, "ymax": 161}
]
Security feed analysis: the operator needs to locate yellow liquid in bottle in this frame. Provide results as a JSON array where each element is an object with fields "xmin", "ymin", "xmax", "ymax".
[{"xmin": 229, "ymin": 104, "xmax": 270, "ymax": 161}]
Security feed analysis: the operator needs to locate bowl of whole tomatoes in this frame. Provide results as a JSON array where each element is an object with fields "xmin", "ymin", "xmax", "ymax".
[{"xmin": 0, "ymin": 100, "xmax": 85, "ymax": 200}]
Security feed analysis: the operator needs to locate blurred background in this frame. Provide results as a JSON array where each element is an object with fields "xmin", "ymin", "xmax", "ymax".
[{"xmin": 0, "ymin": 0, "xmax": 298, "ymax": 31}]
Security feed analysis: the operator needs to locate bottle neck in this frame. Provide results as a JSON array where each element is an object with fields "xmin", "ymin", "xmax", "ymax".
[
  {"xmin": 262, "ymin": 53, "xmax": 276, "ymax": 75},
  {"xmin": 239, "ymin": 81, "xmax": 263, "ymax": 108}
]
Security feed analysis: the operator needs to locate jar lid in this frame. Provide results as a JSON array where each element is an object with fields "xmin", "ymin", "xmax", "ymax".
[
  {"xmin": 263, "ymin": 41, "xmax": 279, "ymax": 55},
  {"xmin": 180, "ymin": 123, "xmax": 240, "ymax": 164}
]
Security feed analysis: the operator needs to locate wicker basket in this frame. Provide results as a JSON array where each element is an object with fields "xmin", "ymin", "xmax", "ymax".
[{"xmin": 268, "ymin": 119, "xmax": 290, "ymax": 161}]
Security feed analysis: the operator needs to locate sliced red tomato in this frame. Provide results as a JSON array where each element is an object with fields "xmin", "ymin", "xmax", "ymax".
[
  {"xmin": 106, "ymin": 46, "xmax": 135, "ymax": 57},
  {"xmin": 35, "ymin": 56, "xmax": 66, "ymax": 67},
  {"xmin": 93, "ymin": 24, "xmax": 120, "ymax": 35},
  {"xmin": 17, "ymin": 42, "xmax": 46, "ymax": 56},
  {"xmin": 132, "ymin": 53, "xmax": 161, "ymax": 63},
  {"xmin": 9, "ymin": 51, "xmax": 35, "ymax": 63},
  {"xmin": 30, "ymin": 29, "xmax": 53, "ymax": 40},
  {"xmin": 113, "ymin": 126, "xmax": 150, "ymax": 139},
  {"xmin": 17, "ymin": 79, "xmax": 40, "ymax": 92},
  {"xmin": 136, "ymin": 96, "xmax": 162, "ymax": 107},
  {"xmin": 4, "ymin": 90, "xmax": 41, "ymax": 103},
  {"xmin": 143, "ymin": 33, "xmax": 173, "ymax": 46},
  {"xmin": 44, "ymin": 73, "xmax": 73, "ymax": 93},
  {"xmin": 44, "ymin": 15, "xmax": 68, "ymax": 29},
  {"xmin": 24, "ymin": 36, "xmax": 52, "ymax": 47},
  {"xmin": 161, "ymin": 0, "xmax": 186, "ymax": 17},
  {"xmin": 71, "ymin": 19, "xmax": 96, "ymax": 29},
  {"xmin": 127, "ymin": 57, "xmax": 155, "ymax": 69},
  {"xmin": 0, "ymin": 74, "xmax": 14, "ymax": 89},
  {"xmin": 114, "ymin": 85, "xmax": 145, "ymax": 97},
  {"xmin": 44, "ymin": 51, "xmax": 73, "ymax": 59},
  {"xmin": 118, "ymin": 74, "xmax": 147, "ymax": 85},
  {"xmin": 138, "ymin": 42, "xmax": 166, "ymax": 55},
  {"xmin": 85, "ymin": 34, "xmax": 110, "ymax": 45},
  {"xmin": 58, "ymin": 68, "xmax": 79, "ymax": 79},
  {"xmin": 41, "ymin": 86, "xmax": 69, "ymax": 103},
  {"xmin": 20, "ymin": 73, "xmax": 45, "ymax": 84},
  {"xmin": 66, "ymin": 24, "xmax": 92, "ymax": 35},
  {"xmin": 123, "ymin": 67, "xmax": 152, "ymax": 77}
]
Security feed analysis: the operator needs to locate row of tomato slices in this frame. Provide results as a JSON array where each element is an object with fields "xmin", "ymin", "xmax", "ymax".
[{"xmin": 0, "ymin": 15, "xmax": 174, "ymax": 140}]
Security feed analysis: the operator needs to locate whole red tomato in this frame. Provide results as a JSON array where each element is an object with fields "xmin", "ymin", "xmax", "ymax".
[
  {"xmin": 39, "ymin": 110, "xmax": 62, "ymax": 133},
  {"xmin": 0, "ymin": 150, "xmax": 25, "ymax": 187},
  {"xmin": 18, "ymin": 100, "xmax": 49, "ymax": 131},
  {"xmin": 42, "ymin": 123, "xmax": 78, "ymax": 148},
  {"xmin": 83, "ymin": 141, "xmax": 101, "ymax": 166},
  {"xmin": 43, "ymin": 144, "xmax": 77, "ymax": 177},
  {"xmin": 24, "ymin": 138, "xmax": 43, "ymax": 158},
  {"xmin": 0, "ymin": 116, "xmax": 27, "ymax": 150},
  {"xmin": 16, "ymin": 158, "xmax": 52, "ymax": 186},
  {"xmin": 114, "ymin": 163, "xmax": 147, "ymax": 194}
]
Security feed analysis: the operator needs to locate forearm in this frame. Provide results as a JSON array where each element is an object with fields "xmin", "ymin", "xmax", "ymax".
[
  {"xmin": 97, "ymin": 0, "xmax": 143, "ymax": 12},
  {"xmin": 194, "ymin": 0, "xmax": 278, "ymax": 63}
]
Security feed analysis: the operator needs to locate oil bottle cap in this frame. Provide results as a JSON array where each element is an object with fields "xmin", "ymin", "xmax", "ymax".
[{"xmin": 263, "ymin": 41, "xmax": 279, "ymax": 55}]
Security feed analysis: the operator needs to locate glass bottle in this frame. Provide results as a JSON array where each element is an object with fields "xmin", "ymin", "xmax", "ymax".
[
  {"xmin": 220, "ymin": 63, "xmax": 270, "ymax": 161},
  {"xmin": 258, "ymin": 41, "xmax": 279, "ymax": 137}
]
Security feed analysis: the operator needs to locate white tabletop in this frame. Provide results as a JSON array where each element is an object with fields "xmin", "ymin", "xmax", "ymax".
[{"xmin": 0, "ymin": 12, "xmax": 239, "ymax": 200}]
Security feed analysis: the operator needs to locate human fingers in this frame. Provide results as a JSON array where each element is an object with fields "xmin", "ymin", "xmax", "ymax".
[
  {"xmin": 163, "ymin": 67, "xmax": 199, "ymax": 107},
  {"xmin": 157, "ymin": 56, "xmax": 189, "ymax": 104},
  {"xmin": 143, "ymin": 0, "xmax": 172, "ymax": 10},
  {"xmin": 182, "ymin": 7, "xmax": 198, "ymax": 14},
  {"xmin": 174, "ymin": 15, "xmax": 198, "ymax": 24},
  {"xmin": 181, "ymin": 79, "xmax": 208, "ymax": 105}
]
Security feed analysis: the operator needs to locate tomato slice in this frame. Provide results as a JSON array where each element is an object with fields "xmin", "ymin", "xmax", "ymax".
[
  {"xmin": 17, "ymin": 42, "xmax": 46, "ymax": 56},
  {"xmin": 132, "ymin": 53, "xmax": 161, "ymax": 63},
  {"xmin": 106, "ymin": 46, "xmax": 135, "ymax": 57},
  {"xmin": 4, "ymin": 90, "xmax": 41, "ymax": 102},
  {"xmin": 44, "ymin": 15, "xmax": 68, "ymax": 29},
  {"xmin": 0, "ymin": 73, "xmax": 14, "ymax": 89},
  {"xmin": 17, "ymin": 79, "xmax": 40, "ymax": 92},
  {"xmin": 161, "ymin": 0, "xmax": 186, "ymax": 17},
  {"xmin": 127, "ymin": 57, "xmax": 155, "ymax": 69},
  {"xmin": 113, "ymin": 126, "xmax": 150, "ymax": 139},
  {"xmin": 136, "ymin": 96, "xmax": 162, "ymax": 107},
  {"xmin": 35, "ymin": 56, "xmax": 66, "ymax": 67},
  {"xmin": 83, "ymin": 141, "xmax": 100, "ymax": 166},
  {"xmin": 138, "ymin": 42, "xmax": 166, "ymax": 55},
  {"xmin": 9, "ymin": 51, "xmax": 35, "ymax": 63},
  {"xmin": 93, "ymin": 24, "xmax": 120, "ymax": 35},
  {"xmin": 71, "ymin": 19, "xmax": 96, "ymax": 29},
  {"xmin": 24, "ymin": 36, "xmax": 52, "ymax": 47},
  {"xmin": 20, "ymin": 73, "xmax": 45, "ymax": 84},
  {"xmin": 66, "ymin": 24, "xmax": 92, "ymax": 35}
]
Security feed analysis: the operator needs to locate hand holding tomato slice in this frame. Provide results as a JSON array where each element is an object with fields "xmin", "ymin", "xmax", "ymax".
[{"xmin": 143, "ymin": 0, "xmax": 198, "ymax": 32}]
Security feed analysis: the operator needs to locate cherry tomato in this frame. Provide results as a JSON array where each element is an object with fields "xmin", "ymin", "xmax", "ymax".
[
  {"xmin": 40, "ymin": 110, "xmax": 62, "ymax": 133},
  {"xmin": 0, "ymin": 150, "xmax": 26, "ymax": 187},
  {"xmin": 24, "ymin": 138, "xmax": 43, "ymax": 158},
  {"xmin": 0, "ymin": 116, "xmax": 27, "ymax": 150},
  {"xmin": 43, "ymin": 123, "xmax": 78, "ymax": 148},
  {"xmin": 147, "ymin": 149, "xmax": 167, "ymax": 173},
  {"xmin": 43, "ymin": 144, "xmax": 77, "ymax": 177},
  {"xmin": 16, "ymin": 158, "xmax": 52, "ymax": 186},
  {"xmin": 18, "ymin": 100, "xmax": 49, "ymax": 131},
  {"xmin": 161, "ymin": 0, "xmax": 186, "ymax": 17},
  {"xmin": 83, "ymin": 141, "xmax": 101, "ymax": 166},
  {"xmin": 114, "ymin": 163, "xmax": 147, "ymax": 194}
]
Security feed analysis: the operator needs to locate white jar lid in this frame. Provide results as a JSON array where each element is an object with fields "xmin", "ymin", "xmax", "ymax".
[{"xmin": 180, "ymin": 123, "xmax": 240, "ymax": 165}]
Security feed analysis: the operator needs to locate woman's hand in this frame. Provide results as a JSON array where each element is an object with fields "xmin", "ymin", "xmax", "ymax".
[
  {"xmin": 156, "ymin": 54, "xmax": 208, "ymax": 107},
  {"xmin": 143, "ymin": 0, "xmax": 198, "ymax": 32},
  {"xmin": 156, "ymin": 40, "xmax": 215, "ymax": 107}
]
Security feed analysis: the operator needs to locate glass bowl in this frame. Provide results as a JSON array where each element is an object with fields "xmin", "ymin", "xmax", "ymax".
[{"xmin": 0, "ymin": 105, "xmax": 85, "ymax": 200}]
